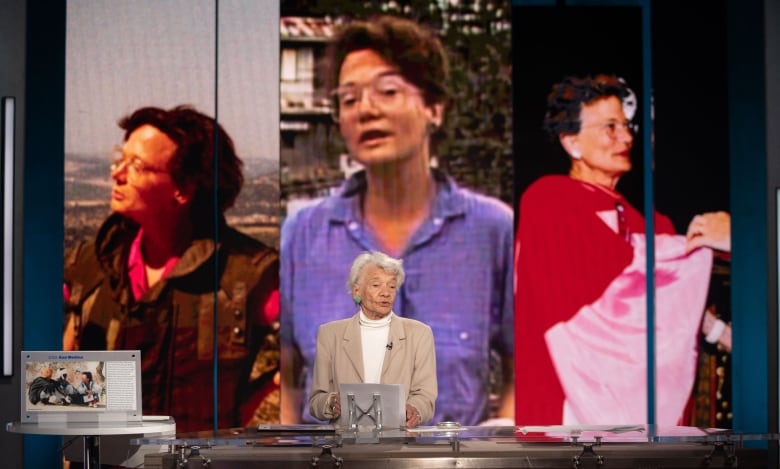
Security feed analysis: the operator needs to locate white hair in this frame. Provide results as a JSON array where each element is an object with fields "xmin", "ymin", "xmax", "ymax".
[{"xmin": 347, "ymin": 251, "xmax": 405, "ymax": 293}]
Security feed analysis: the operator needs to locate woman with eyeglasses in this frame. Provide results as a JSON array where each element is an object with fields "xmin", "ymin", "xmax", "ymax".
[
  {"xmin": 281, "ymin": 15, "xmax": 514, "ymax": 427},
  {"xmin": 62, "ymin": 106, "xmax": 280, "ymax": 433},
  {"xmin": 514, "ymin": 74, "xmax": 731, "ymax": 426}
]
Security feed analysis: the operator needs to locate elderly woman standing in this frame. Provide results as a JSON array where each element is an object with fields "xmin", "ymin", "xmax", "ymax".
[
  {"xmin": 515, "ymin": 74, "xmax": 731, "ymax": 425},
  {"xmin": 309, "ymin": 251, "xmax": 437, "ymax": 428}
]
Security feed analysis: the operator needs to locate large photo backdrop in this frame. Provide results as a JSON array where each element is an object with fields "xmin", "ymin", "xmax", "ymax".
[
  {"xmin": 62, "ymin": 0, "xmax": 281, "ymax": 433},
  {"xmin": 512, "ymin": 2, "xmax": 731, "ymax": 427},
  {"xmin": 278, "ymin": 0, "xmax": 515, "ymax": 426}
]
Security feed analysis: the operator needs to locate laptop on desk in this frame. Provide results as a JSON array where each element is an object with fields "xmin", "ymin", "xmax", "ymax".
[{"xmin": 338, "ymin": 383, "xmax": 405, "ymax": 429}]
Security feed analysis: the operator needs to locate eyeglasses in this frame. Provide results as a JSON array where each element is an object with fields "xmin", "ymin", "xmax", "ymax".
[
  {"xmin": 110, "ymin": 148, "xmax": 170, "ymax": 178},
  {"xmin": 580, "ymin": 120, "xmax": 638, "ymax": 139},
  {"xmin": 330, "ymin": 74, "xmax": 418, "ymax": 122}
]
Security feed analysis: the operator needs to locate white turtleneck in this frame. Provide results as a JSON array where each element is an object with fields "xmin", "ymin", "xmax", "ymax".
[{"xmin": 359, "ymin": 310, "xmax": 392, "ymax": 383}]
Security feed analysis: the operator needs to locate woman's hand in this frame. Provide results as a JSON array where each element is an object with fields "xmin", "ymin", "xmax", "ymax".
[
  {"xmin": 686, "ymin": 211, "xmax": 731, "ymax": 253},
  {"xmin": 405, "ymin": 404, "xmax": 422, "ymax": 428},
  {"xmin": 328, "ymin": 392, "xmax": 341, "ymax": 418},
  {"xmin": 702, "ymin": 308, "xmax": 732, "ymax": 352}
]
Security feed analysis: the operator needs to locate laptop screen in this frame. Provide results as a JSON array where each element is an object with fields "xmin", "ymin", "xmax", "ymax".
[{"xmin": 338, "ymin": 383, "xmax": 405, "ymax": 429}]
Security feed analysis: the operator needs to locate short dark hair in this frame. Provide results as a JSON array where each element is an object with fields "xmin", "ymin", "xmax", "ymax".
[
  {"xmin": 327, "ymin": 15, "xmax": 450, "ymax": 106},
  {"xmin": 118, "ymin": 105, "xmax": 243, "ymax": 221},
  {"xmin": 542, "ymin": 74, "xmax": 630, "ymax": 137},
  {"xmin": 82, "ymin": 371, "xmax": 93, "ymax": 382}
]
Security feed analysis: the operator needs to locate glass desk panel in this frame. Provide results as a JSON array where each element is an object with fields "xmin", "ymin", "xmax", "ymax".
[
  {"xmin": 133, "ymin": 425, "xmax": 776, "ymax": 469},
  {"xmin": 132, "ymin": 424, "xmax": 779, "ymax": 446}
]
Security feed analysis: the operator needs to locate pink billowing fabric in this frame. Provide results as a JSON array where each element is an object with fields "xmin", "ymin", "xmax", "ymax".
[{"xmin": 544, "ymin": 234, "xmax": 713, "ymax": 425}]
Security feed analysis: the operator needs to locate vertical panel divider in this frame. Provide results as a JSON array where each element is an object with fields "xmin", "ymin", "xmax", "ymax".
[
  {"xmin": 1, "ymin": 96, "xmax": 15, "ymax": 377},
  {"xmin": 640, "ymin": 0, "xmax": 656, "ymax": 429}
]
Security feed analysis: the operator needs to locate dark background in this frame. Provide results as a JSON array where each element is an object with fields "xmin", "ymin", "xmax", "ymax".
[{"xmin": 652, "ymin": 1, "xmax": 729, "ymax": 232}]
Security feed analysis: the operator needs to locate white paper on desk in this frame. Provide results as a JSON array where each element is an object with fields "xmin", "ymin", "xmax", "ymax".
[
  {"xmin": 410, "ymin": 426, "xmax": 468, "ymax": 433},
  {"xmin": 339, "ymin": 383, "xmax": 405, "ymax": 429},
  {"xmin": 517, "ymin": 425, "xmax": 646, "ymax": 435}
]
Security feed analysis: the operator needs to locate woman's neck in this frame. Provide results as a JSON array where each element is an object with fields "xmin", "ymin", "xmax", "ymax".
[
  {"xmin": 360, "ymin": 309, "xmax": 392, "ymax": 324},
  {"xmin": 569, "ymin": 167, "xmax": 621, "ymax": 194},
  {"xmin": 139, "ymin": 216, "xmax": 193, "ymax": 268},
  {"xmin": 363, "ymin": 157, "xmax": 436, "ymax": 219},
  {"xmin": 361, "ymin": 159, "xmax": 436, "ymax": 256}
]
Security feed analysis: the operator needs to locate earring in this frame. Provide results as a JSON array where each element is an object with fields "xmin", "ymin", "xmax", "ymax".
[
  {"xmin": 353, "ymin": 296, "xmax": 362, "ymax": 305},
  {"xmin": 571, "ymin": 150, "xmax": 582, "ymax": 160}
]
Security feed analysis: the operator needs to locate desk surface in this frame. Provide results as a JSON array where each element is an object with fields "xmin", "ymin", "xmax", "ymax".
[
  {"xmin": 141, "ymin": 427, "xmax": 774, "ymax": 469},
  {"xmin": 133, "ymin": 424, "xmax": 780, "ymax": 447},
  {"xmin": 6, "ymin": 416, "xmax": 175, "ymax": 436}
]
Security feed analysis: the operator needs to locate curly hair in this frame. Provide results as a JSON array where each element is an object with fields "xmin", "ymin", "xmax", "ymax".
[
  {"xmin": 346, "ymin": 251, "xmax": 405, "ymax": 294},
  {"xmin": 327, "ymin": 15, "xmax": 450, "ymax": 107},
  {"xmin": 542, "ymin": 74, "xmax": 630, "ymax": 138},
  {"xmin": 118, "ymin": 106, "xmax": 243, "ymax": 225}
]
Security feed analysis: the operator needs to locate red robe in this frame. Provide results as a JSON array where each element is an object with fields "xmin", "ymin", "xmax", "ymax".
[{"xmin": 514, "ymin": 175, "xmax": 675, "ymax": 425}]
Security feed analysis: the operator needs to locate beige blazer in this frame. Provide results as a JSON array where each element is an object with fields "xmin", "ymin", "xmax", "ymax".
[{"xmin": 309, "ymin": 312, "xmax": 437, "ymax": 424}]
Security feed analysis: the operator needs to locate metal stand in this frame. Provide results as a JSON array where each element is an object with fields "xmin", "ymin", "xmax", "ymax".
[
  {"xmin": 571, "ymin": 436, "xmax": 604, "ymax": 468},
  {"xmin": 703, "ymin": 441, "xmax": 738, "ymax": 467},
  {"xmin": 83, "ymin": 435, "xmax": 100, "ymax": 469},
  {"xmin": 572, "ymin": 443, "xmax": 605, "ymax": 468},
  {"xmin": 311, "ymin": 444, "xmax": 343, "ymax": 468},
  {"xmin": 178, "ymin": 445, "xmax": 212, "ymax": 468},
  {"xmin": 345, "ymin": 392, "xmax": 383, "ymax": 431}
]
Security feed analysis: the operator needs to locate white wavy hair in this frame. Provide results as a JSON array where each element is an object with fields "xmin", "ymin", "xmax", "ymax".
[{"xmin": 347, "ymin": 251, "xmax": 405, "ymax": 293}]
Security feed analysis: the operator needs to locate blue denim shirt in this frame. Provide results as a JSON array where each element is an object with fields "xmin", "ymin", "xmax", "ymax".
[{"xmin": 281, "ymin": 170, "xmax": 514, "ymax": 425}]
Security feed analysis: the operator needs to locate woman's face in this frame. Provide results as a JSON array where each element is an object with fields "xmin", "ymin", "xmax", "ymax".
[
  {"xmin": 335, "ymin": 49, "xmax": 442, "ymax": 167},
  {"xmin": 353, "ymin": 265, "xmax": 398, "ymax": 320},
  {"xmin": 563, "ymin": 96, "xmax": 634, "ymax": 184},
  {"xmin": 110, "ymin": 125, "xmax": 188, "ymax": 226}
]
